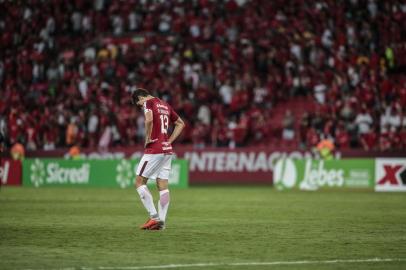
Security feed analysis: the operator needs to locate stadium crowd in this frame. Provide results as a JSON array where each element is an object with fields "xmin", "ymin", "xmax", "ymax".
[{"xmin": 1, "ymin": 0, "xmax": 406, "ymax": 151}]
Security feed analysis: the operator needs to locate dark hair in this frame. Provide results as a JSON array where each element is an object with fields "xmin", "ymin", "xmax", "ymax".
[{"xmin": 131, "ymin": 88, "xmax": 150, "ymax": 104}]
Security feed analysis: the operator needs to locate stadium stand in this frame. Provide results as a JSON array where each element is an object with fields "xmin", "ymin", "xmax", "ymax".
[{"xmin": 0, "ymin": 0, "xmax": 405, "ymax": 151}]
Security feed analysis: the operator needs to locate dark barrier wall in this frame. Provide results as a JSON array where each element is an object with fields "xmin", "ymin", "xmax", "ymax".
[
  {"xmin": 1, "ymin": 159, "xmax": 22, "ymax": 186},
  {"xmin": 26, "ymin": 146, "xmax": 406, "ymax": 185}
]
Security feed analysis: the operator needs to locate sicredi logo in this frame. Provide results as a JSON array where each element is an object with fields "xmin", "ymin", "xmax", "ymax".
[
  {"xmin": 30, "ymin": 159, "xmax": 46, "ymax": 187},
  {"xmin": 375, "ymin": 158, "xmax": 406, "ymax": 192},
  {"xmin": 30, "ymin": 159, "xmax": 90, "ymax": 187},
  {"xmin": 116, "ymin": 159, "xmax": 134, "ymax": 188}
]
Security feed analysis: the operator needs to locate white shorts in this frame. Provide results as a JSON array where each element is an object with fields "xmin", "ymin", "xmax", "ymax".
[{"xmin": 136, "ymin": 154, "xmax": 173, "ymax": 180}]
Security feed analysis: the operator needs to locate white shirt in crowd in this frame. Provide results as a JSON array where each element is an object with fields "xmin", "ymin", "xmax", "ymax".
[
  {"xmin": 219, "ymin": 83, "xmax": 233, "ymax": 105},
  {"xmin": 88, "ymin": 114, "xmax": 99, "ymax": 134},
  {"xmin": 78, "ymin": 79, "xmax": 88, "ymax": 99},
  {"xmin": 71, "ymin": 11, "xmax": 82, "ymax": 31},
  {"xmin": 380, "ymin": 107, "xmax": 401, "ymax": 132},
  {"xmin": 355, "ymin": 112, "xmax": 373, "ymax": 134},
  {"xmin": 197, "ymin": 105, "xmax": 211, "ymax": 126},
  {"xmin": 254, "ymin": 86, "xmax": 267, "ymax": 104},
  {"xmin": 128, "ymin": 12, "xmax": 138, "ymax": 31},
  {"xmin": 112, "ymin": 15, "xmax": 123, "ymax": 36},
  {"xmin": 314, "ymin": 83, "xmax": 327, "ymax": 104}
]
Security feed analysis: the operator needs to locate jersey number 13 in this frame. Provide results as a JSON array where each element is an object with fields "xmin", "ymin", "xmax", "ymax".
[{"xmin": 160, "ymin": 115, "xmax": 169, "ymax": 134}]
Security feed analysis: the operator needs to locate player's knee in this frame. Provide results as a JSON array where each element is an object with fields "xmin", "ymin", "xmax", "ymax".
[
  {"xmin": 156, "ymin": 179, "xmax": 169, "ymax": 191},
  {"xmin": 135, "ymin": 176, "xmax": 147, "ymax": 188}
]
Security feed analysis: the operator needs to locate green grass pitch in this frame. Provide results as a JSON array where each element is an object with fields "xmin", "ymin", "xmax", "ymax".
[{"xmin": 0, "ymin": 187, "xmax": 405, "ymax": 270}]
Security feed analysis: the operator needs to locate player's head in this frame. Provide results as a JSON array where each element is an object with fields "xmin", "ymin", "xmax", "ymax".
[{"xmin": 131, "ymin": 88, "xmax": 150, "ymax": 107}]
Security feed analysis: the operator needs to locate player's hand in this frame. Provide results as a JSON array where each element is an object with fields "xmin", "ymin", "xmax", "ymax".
[{"xmin": 144, "ymin": 138, "xmax": 157, "ymax": 147}]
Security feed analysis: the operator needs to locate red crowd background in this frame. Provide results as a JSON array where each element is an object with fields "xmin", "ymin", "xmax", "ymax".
[{"xmin": 1, "ymin": 0, "xmax": 406, "ymax": 153}]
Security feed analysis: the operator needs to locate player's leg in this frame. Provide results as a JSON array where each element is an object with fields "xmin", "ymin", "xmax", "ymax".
[
  {"xmin": 135, "ymin": 175, "xmax": 158, "ymax": 219},
  {"xmin": 156, "ymin": 178, "xmax": 170, "ymax": 225},
  {"xmin": 135, "ymin": 155, "xmax": 160, "ymax": 229},
  {"xmin": 155, "ymin": 154, "xmax": 173, "ymax": 227}
]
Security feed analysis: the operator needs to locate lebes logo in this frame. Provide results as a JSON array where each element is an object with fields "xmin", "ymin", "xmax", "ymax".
[
  {"xmin": 274, "ymin": 159, "xmax": 345, "ymax": 190},
  {"xmin": 375, "ymin": 159, "xmax": 406, "ymax": 192},
  {"xmin": 116, "ymin": 160, "xmax": 134, "ymax": 188},
  {"xmin": 299, "ymin": 160, "xmax": 344, "ymax": 190},
  {"xmin": 274, "ymin": 158, "xmax": 297, "ymax": 190}
]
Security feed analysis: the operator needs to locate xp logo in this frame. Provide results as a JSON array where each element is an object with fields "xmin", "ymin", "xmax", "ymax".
[
  {"xmin": 375, "ymin": 159, "xmax": 406, "ymax": 192},
  {"xmin": 273, "ymin": 158, "xmax": 297, "ymax": 190},
  {"xmin": 116, "ymin": 160, "xmax": 134, "ymax": 188},
  {"xmin": 30, "ymin": 159, "xmax": 46, "ymax": 187}
]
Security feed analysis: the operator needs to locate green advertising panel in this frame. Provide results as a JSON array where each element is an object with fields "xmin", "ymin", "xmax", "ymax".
[
  {"xmin": 274, "ymin": 159, "xmax": 375, "ymax": 190},
  {"xmin": 23, "ymin": 158, "xmax": 188, "ymax": 188}
]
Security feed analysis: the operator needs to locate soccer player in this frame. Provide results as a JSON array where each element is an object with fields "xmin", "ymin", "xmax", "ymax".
[{"xmin": 131, "ymin": 88, "xmax": 185, "ymax": 230}]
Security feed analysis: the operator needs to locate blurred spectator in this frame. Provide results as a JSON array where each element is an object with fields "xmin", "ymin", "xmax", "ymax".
[
  {"xmin": 219, "ymin": 80, "xmax": 233, "ymax": 106},
  {"xmin": 400, "ymin": 126, "xmax": 406, "ymax": 149},
  {"xmin": 43, "ymin": 125, "xmax": 56, "ymax": 151},
  {"xmin": 335, "ymin": 123, "xmax": 350, "ymax": 149},
  {"xmin": 26, "ymin": 122, "xmax": 38, "ymax": 151},
  {"xmin": 299, "ymin": 113, "xmax": 311, "ymax": 149},
  {"xmin": 314, "ymin": 81, "xmax": 327, "ymax": 104},
  {"xmin": 197, "ymin": 104, "xmax": 211, "ymax": 126},
  {"xmin": 211, "ymin": 119, "xmax": 228, "ymax": 147},
  {"xmin": 11, "ymin": 143, "xmax": 25, "ymax": 161},
  {"xmin": 68, "ymin": 146, "xmax": 81, "ymax": 160},
  {"xmin": 316, "ymin": 139, "xmax": 335, "ymax": 160},
  {"xmin": 306, "ymin": 127, "xmax": 319, "ymax": 148},
  {"xmin": 66, "ymin": 117, "xmax": 79, "ymax": 147},
  {"xmin": 282, "ymin": 110, "xmax": 295, "ymax": 141},
  {"xmin": 355, "ymin": 107, "xmax": 373, "ymax": 135},
  {"xmin": 87, "ymin": 110, "xmax": 99, "ymax": 147},
  {"xmin": 388, "ymin": 107, "xmax": 402, "ymax": 132},
  {"xmin": 192, "ymin": 120, "xmax": 208, "ymax": 149},
  {"xmin": 360, "ymin": 131, "xmax": 378, "ymax": 151},
  {"xmin": 99, "ymin": 125, "xmax": 112, "ymax": 150}
]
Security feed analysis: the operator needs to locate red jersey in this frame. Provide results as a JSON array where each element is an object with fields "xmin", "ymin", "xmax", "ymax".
[{"xmin": 143, "ymin": 97, "xmax": 179, "ymax": 154}]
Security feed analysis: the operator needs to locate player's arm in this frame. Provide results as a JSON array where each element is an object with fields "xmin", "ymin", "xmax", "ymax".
[
  {"xmin": 144, "ymin": 110, "xmax": 155, "ymax": 147},
  {"xmin": 168, "ymin": 117, "xmax": 185, "ymax": 144}
]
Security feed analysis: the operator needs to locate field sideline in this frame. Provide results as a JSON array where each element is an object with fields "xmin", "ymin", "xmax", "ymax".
[{"xmin": 0, "ymin": 187, "xmax": 405, "ymax": 270}]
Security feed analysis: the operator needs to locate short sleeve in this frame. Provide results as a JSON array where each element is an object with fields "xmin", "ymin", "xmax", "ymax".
[
  {"xmin": 143, "ymin": 100, "xmax": 152, "ymax": 114},
  {"xmin": 169, "ymin": 106, "xmax": 179, "ymax": 122}
]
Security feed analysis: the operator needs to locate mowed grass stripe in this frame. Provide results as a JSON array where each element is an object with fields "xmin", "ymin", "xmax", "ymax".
[
  {"xmin": 0, "ymin": 187, "xmax": 405, "ymax": 270},
  {"xmin": 20, "ymin": 258, "xmax": 406, "ymax": 270}
]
